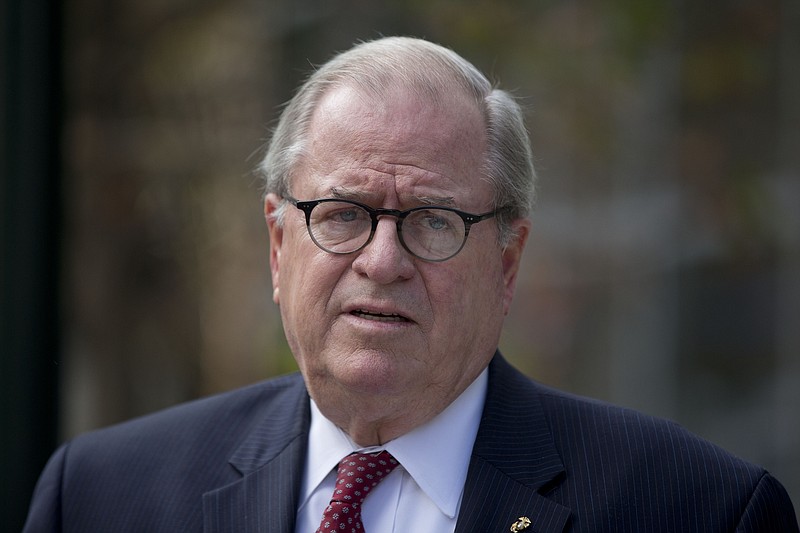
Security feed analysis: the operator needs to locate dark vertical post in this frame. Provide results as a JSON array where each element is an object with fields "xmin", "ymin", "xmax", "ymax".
[{"xmin": 0, "ymin": 0, "xmax": 62, "ymax": 528}]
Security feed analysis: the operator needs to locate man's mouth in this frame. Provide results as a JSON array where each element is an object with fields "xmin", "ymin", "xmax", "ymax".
[{"xmin": 350, "ymin": 309, "xmax": 410, "ymax": 323}]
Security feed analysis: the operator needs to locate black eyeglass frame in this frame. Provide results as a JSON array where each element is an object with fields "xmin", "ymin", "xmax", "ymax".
[{"xmin": 284, "ymin": 196, "xmax": 508, "ymax": 262}]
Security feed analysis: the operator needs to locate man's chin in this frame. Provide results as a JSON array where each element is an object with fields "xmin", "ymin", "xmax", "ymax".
[{"xmin": 324, "ymin": 350, "xmax": 418, "ymax": 395}]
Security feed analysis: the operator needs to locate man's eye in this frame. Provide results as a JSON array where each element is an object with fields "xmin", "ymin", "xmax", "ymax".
[
  {"xmin": 421, "ymin": 213, "xmax": 450, "ymax": 230},
  {"xmin": 330, "ymin": 209, "xmax": 361, "ymax": 222}
]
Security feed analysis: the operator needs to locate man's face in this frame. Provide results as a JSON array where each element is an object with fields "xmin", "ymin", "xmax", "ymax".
[{"xmin": 265, "ymin": 85, "xmax": 529, "ymax": 431}]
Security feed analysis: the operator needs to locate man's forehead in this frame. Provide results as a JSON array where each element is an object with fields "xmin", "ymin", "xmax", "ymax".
[
  {"xmin": 311, "ymin": 83, "xmax": 482, "ymax": 133},
  {"xmin": 289, "ymin": 84, "xmax": 490, "ymax": 207},
  {"xmin": 306, "ymin": 86, "xmax": 486, "ymax": 167}
]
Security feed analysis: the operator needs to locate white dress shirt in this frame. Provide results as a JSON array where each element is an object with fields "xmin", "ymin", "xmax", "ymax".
[{"xmin": 295, "ymin": 369, "xmax": 488, "ymax": 533}]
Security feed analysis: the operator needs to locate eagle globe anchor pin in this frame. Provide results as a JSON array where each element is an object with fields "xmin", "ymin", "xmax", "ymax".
[{"xmin": 510, "ymin": 516, "xmax": 531, "ymax": 532}]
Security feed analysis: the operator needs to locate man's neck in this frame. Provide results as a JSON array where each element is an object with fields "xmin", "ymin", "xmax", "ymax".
[{"xmin": 310, "ymin": 368, "xmax": 486, "ymax": 446}]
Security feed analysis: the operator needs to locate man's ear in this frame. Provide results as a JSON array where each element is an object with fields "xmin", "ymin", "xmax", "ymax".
[
  {"xmin": 264, "ymin": 193, "xmax": 283, "ymax": 304},
  {"xmin": 500, "ymin": 218, "xmax": 531, "ymax": 316}
]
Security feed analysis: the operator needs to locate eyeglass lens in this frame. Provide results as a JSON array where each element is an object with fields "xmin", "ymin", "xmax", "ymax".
[{"xmin": 307, "ymin": 201, "xmax": 467, "ymax": 261}]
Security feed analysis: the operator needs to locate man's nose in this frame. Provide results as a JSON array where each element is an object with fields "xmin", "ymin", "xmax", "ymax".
[{"xmin": 351, "ymin": 217, "xmax": 415, "ymax": 283}]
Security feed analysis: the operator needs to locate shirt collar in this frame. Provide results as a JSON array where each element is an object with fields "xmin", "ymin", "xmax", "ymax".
[{"xmin": 301, "ymin": 369, "xmax": 488, "ymax": 519}]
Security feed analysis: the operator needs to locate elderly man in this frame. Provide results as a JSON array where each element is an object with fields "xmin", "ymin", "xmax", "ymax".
[{"xmin": 25, "ymin": 37, "xmax": 797, "ymax": 532}]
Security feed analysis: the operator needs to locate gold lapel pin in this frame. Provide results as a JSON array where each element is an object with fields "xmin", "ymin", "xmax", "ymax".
[{"xmin": 510, "ymin": 516, "xmax": 531, "ymax": 532}]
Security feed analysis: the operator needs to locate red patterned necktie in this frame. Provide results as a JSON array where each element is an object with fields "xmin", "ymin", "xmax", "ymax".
[{"xmin": 315, "ymin": 451, "xmax": 399, "ymax": 533}]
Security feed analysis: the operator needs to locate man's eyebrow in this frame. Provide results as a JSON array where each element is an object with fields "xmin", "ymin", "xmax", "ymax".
[
  {"xmin": 417, "ymin": 196, "xmax": 456, "ymax": 207},
  {"xmin": 329, "ymin": 187, "xmax": 455, "ymax": 207},
  {"xmin": 329, "ymin": 186, "xmax": 363, "ymax": 200}
]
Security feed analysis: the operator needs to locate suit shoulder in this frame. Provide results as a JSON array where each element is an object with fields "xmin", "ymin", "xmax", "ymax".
[
  {"xmin": 532, "ymin": 381, "xmax": 799, "ymax": 529},
  {"xmin": 482, "ymin": 356, "xmax": 799, "ymax": 530},
  {"xmin": 65, "ymin": 372, "xmax": 307, "ymax": 465},
  {"xmin": 493, "ymin": 357, "xmax": 770, "ymax": 488},
  {"xmin": 536, "ymin": 380, "xmax": 761, "ymax": 469},
  {"xmin": 31, "ymin": 374, "xmax": 308, "ymax": 531}
]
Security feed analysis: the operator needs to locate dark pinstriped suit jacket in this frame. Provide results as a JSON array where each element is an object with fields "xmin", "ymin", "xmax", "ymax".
[{"xmin": 24, "ymin": 354, "xmax": 798, "ymax": 532}]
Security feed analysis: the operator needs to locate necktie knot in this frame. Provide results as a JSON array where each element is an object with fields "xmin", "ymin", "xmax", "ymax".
[{"xmin": 316, "ymin": 451, "xmax": 399, "ymax": 533}]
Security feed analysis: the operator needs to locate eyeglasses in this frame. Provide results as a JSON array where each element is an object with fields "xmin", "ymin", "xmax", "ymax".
[{"xmin": 285, "ymin": 196, "xmax": 507, "ymax": 262}]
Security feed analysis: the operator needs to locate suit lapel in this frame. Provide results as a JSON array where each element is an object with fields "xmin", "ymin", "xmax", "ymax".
[
  {"xmin": 203, "ymin": 378, "xmax": 310, "ymax": 533},
  {"xmin": 455, "ymin": 355, "xmax": 571, "ymax": 533}
]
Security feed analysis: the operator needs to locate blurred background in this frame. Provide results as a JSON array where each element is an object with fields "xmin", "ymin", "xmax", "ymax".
[{"xmin": 3, "ymin": 0, "xmax": 799, "ymax": 528}]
